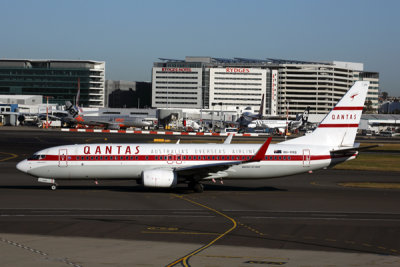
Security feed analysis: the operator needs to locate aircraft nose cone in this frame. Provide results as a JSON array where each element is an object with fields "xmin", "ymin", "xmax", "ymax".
[{"xmin": 16, "ymin": 159, "xmax": 29, "ymax": 173}]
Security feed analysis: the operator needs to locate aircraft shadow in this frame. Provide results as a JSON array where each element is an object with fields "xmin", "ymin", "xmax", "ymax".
[{"xmin": 0, "ymin": 184, "xmax": 287, "ymax": 193}]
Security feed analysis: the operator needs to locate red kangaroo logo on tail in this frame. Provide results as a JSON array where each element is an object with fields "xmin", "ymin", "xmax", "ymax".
[{"xmin": 350, "ymin": 93, "xmax": 359, "ymax": 101}]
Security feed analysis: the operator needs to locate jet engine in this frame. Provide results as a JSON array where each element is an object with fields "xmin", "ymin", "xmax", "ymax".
[
  {"xmin": 142, "ymin": 169, "xmax": 177, "ymax": 188},
  {"xmin": 107, "ymin": 124, "xmax": 121, "ymax": 130}
]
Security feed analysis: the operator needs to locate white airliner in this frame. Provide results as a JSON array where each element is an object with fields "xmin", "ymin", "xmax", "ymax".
[
  {"xmin": 17, "ymin": 81, "xmax": 369, "ymax": 192},
  {"xmin": 247, "ymin": 106, "xmax": 310, "ymax": 134}
]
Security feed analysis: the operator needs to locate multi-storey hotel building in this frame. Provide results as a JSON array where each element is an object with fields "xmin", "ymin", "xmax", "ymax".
[
  {"xmin": 209, "ymin": 67, "xmax": 269, "ymax": 115},
  {"xmin": 152, "ymin": 64, "xmax": 203, "ymax": 109},
  {"xmin": 152, "ymin": 57, "xmax": 379, "ymax": 115},
  {"xmin": 278, "ymin": 61, "xmax": 362, "ymax": 115},
  {"xmin": 152, "ymin": 57, "xmax": 279, "ymax": 115},
  {"xmin": 0, "ymin": 59, "xmax": 105, "ymax": 107},
  {"xmin": 354, "ymin": 71, "xmax": 379, "ymax": 112}
]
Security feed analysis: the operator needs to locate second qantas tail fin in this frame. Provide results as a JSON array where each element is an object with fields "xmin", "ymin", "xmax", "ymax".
[{"xmin": 282, "ymin": 81, "xmax": 369, "ymax": 147}]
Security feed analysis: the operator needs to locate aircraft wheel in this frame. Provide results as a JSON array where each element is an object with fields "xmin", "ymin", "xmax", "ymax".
[
  {"xmin": 192, "ymin": 183, "xmax": 204, "ymax": 193},
  {"xmin": 51, "ymin": 184, "xmax": 57, "ymax": 190}
]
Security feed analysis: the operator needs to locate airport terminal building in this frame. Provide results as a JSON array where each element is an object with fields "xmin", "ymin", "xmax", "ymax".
[
  {"xmin": 152, "ymin": 57, "xmax": 379, "ymax": 116},
  {"xmin": 0, "ymin": 59, "xmax": 105, "ymax": 107}
]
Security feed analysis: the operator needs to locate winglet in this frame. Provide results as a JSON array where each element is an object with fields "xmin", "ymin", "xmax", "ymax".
[
  {"xmin": 224, "ymin": 134, "xmax": 233, "ymax": 144},
  {"xmin": 248, "ymin": 137, "xmax": 272, "ymax": 162}
]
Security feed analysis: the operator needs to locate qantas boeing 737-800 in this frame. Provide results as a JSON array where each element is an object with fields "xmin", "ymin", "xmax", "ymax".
[{"xmin": 17, "ymin": 81, "xmax": 370, "ymax": 192}]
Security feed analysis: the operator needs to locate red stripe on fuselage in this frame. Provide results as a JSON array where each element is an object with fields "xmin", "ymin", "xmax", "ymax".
[
  {"xmin": 333, "ymin": 107, "xmax": 364, "ymax": 110},
  {"xmin": 318, "ymin": 124, "xmax": 359, "ymax": 128},
  {"xmin": 29, "ymin": 154, "xmax": 339, "ymax": 162}
]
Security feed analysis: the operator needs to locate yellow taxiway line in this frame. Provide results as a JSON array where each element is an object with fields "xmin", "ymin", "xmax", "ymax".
[
  {"xmin": 166, "ymin": 194, "xmax": 237, "ymax": 267},
  {"xmin": 0, "ymin": 152, "xmax": 18, "ymax": 162}
]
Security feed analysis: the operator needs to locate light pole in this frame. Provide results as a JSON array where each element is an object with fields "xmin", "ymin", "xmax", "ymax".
[{"xmin": 285, "ymin": 101, "xmax": 289, "ymax": 139}]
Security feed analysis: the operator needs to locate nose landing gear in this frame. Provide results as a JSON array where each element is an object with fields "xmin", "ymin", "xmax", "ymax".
[{"xmin": 38, "ymin": 178, "xmax": 58, "ymax": 190}]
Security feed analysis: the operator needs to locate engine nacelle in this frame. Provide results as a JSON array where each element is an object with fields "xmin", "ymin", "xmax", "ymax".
[
  {"xmin": 107, "ymin": 124, "xmax": 120, "ymax": 130},
  {"xmin": 142, "ymin": 169, "xmax": 177, "ymax": 188}
]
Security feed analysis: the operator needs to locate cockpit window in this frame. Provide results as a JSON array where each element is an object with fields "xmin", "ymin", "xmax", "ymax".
[
  {"xmin": 28, "ymin": 154, "xmax": 45, "ymax": 160},
  {"xmin": 28, "ymin": 155, "xmax": 40, "ymax": 160}
]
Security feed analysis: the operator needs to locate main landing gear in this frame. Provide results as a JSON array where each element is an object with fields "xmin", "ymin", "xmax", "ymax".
[{"xmin": 189, "ymin": 181, "xmax": 204, "ymax": 193}]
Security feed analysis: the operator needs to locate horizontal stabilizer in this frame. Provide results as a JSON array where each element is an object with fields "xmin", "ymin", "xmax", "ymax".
[{"xmin": 330, "ymin": 144, "xmax": 379, "ymax": 157}]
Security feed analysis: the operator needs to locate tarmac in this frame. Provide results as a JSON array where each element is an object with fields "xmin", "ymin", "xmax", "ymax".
[{"xmin": 1, "ymin": 127, "xmax": 400, "ymax": 266}]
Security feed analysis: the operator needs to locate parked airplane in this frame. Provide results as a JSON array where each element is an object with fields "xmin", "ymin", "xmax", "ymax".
[
  {"xmin": 15, "ymin": 109, "xmax": 68, "ymax": 126},
  {"xmin": 238, "ymin": 94, "xmax": 309, "ymax": 133},
  {"xmin": 64, "ymin": 101, "xmax": 153, "ymax": 129},
  {"xmin": 17, "ymin": 81, "xmax": 369, "ymax": 192},
  {"xmin": 247, "ymin": 106, "xmax": 310, "ymax": 134},
  {"xmin": 240, "ymin": 94, "xmax": 265, "ymax": 120}
]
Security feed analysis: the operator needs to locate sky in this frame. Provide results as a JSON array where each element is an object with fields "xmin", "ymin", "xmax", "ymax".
[{"xmin": 1, "ymin": 0, "xmax": 400, "ymax": 95}]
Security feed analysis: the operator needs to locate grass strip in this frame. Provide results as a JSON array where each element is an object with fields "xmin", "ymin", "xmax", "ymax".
[
  {"xmin": 334, "ymin": 153, "xmax": 400, "ymax": 172},
  {"xmin": 338, "ymin": 182, "xmax": 400, "ymax": 189}
]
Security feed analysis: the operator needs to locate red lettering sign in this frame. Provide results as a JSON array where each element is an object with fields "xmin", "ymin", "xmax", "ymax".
[
  {"xmin": 225, "ymin": 68, "xmax": 250, "ymax": 73},
  {"xmin": 332, "ymin": 113, "xmax": 357, "ymax": 120},
  {"xmin": 82, "ymin": 145, "xmax": 141, "ymax": 156},
  {"xmin": 161, "ymin": 68, "xmax": 192, "ymax": 72}
]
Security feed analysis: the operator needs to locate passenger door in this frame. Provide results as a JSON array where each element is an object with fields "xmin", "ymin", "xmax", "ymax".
[
  {"xmin": 302, "ymin": 149, "xmax": 310, "ymax": 167},
  {"xmin": 58, "ymin": 149, "xmax": 68, "ymax": 167}
]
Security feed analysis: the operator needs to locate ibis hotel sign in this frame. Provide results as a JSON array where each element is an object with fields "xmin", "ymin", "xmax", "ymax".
[{"xmin": 161, "ymin": 68, "xmax": 192, "ymax": 72}]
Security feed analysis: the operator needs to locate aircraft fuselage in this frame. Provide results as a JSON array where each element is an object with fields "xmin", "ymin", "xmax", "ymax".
[{"xmin": 16, "ymin": 143, "xmax": 353, "ymax": 181}]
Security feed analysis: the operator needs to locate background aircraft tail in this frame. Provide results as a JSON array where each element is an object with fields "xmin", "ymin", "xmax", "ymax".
[
  {"xmin": 300, "ymin": 106, "xmax": 310, "ymax": 124},
  {"xmin": 64, "ymin": 78, "xmax": 84, "ymax": 121},
  {"xmin": 282, "ymin": 81, "xmax": 369, "ymax": 147},
  {"xmin": 257, "ymin": 94, "xmax": 265, "ymax": 119},
  {"xmin": 65, "ymin": 101, "xmax": 80, "ymax": 118}
]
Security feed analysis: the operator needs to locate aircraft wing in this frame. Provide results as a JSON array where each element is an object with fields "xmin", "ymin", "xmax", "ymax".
[
  {"xmin": 174, "ymin": 137, "xmax": 272, "ymax": 181},
  {"xmin": 85, "ymin": 120, "xmax": 122, "ymax": 130},
  {"xmin": 175, "ymin": 160, "xmax": 243, "ymax": 179}
]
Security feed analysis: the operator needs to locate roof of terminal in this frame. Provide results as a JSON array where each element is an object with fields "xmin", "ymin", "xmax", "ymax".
[
  {"xmin": 362, "ymin": 114, "xmax": 400, "ymax": 120},
  {"xmin": 159, "ymin": 57, "xmax": 330, "ymax": 65}
]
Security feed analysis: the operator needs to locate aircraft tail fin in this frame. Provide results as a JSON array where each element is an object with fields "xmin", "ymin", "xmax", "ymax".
[
  {"xmin": 282, "ymin": 81, "xmax": 369, "ymax": 147},
  {"xmin": 258, "ymin": 94, "xmax": 265, "ymax": 119},
  {"xmin": 65, "ymin": 101, "xmax": 78, "ymax": 117},
  {"xmin": 300, "ymin": 106, "xmax": 310, "ymax": 124},
  {"xmin": 65, "ymin": 78, "xmax": 84, "ymax": 119},
  {"xmin": 75, "ymin": 78, "xmax": 84, "ymax": 113}
]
